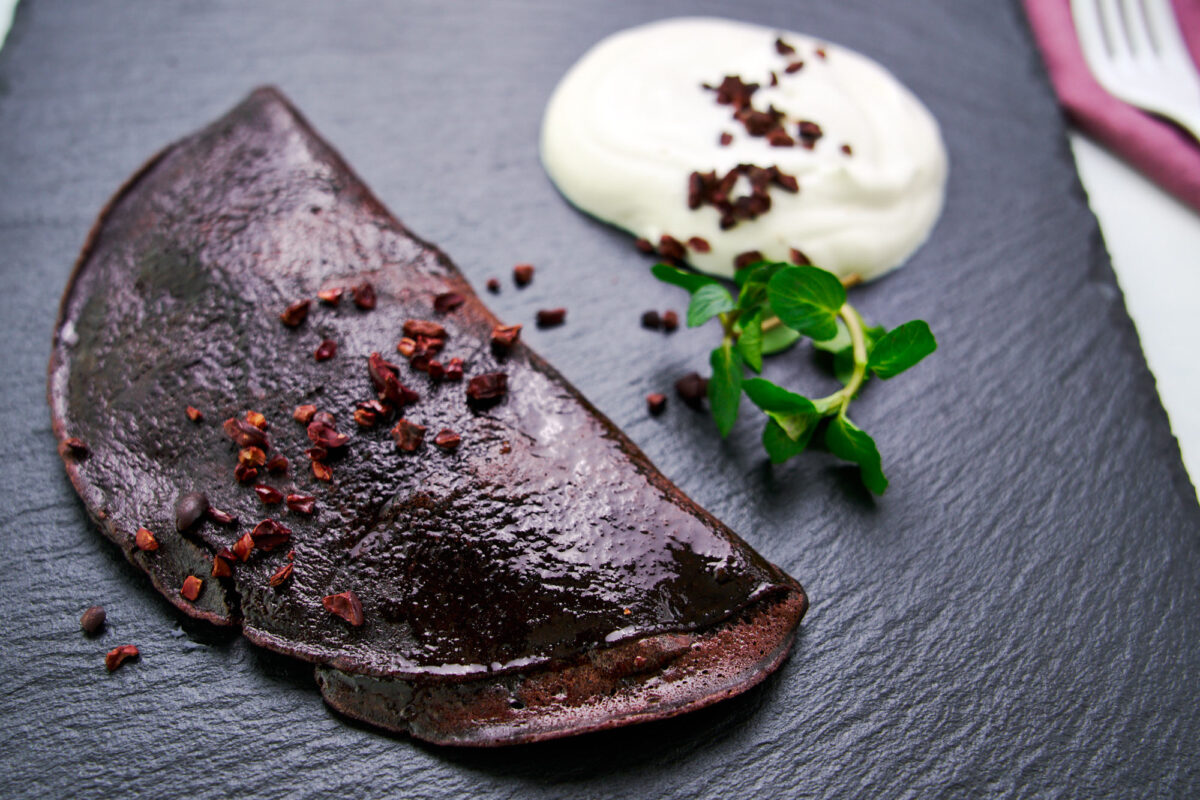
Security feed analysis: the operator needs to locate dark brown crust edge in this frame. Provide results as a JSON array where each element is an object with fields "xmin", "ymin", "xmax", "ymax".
[{"xmin": 316, "ymin": 591, "xmax": 807, "ymax": 747}]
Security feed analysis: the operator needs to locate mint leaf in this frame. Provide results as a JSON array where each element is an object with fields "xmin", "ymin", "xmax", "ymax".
[
  {"xmin": 736, "ymin": 311, "xmax": 764, "ymax": 373},
  {"xmin": 742, "ymin": 378, "xmax": 821, "ymax": 443},
  {"xmin": 763, "ymin": 418, "xmax": 808, "ymax": 463},
  {"xmin": 825, "ymin": 415, "xmax": 888, "ymax": 494},
  {"xmin": 651, "ymin": 263, "xmax": 719, "ymax": 294},
  {"xmin": 734, "ymin": 261, "xmax": 785, "ymax": 289},
  {"xmin": 767, "ymin": 265, "xmax": 846, "ymax": 341},
  {"xmin": 761, "ymin": 324, "xmax": 802, "ymax": 355},
  {"xmin": 868, "ymin": 320, "xmax": 937, "ymax": 379},
  {"xmin": 708, "ymin": 344, "xmax": 743, "ymax": 437},
  {"xmin": 812, "ymin": 318, "xmax": 851, "ymax": 354},
  {"xmin": 687, "ymin": 284, "xmax": 735, "ymax": 328}
]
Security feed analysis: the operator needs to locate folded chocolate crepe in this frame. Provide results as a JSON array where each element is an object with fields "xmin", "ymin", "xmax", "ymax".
[{"xmin": 48, "ymin": 87, "xmax": 807, "ymax": 745}]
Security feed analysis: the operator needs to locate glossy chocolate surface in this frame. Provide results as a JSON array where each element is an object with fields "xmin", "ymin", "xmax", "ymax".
[{"xmin": 48, "ymin": 89, "xmax": 803, "ymax": 686}]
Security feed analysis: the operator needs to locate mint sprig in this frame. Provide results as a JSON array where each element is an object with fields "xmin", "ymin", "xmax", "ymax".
[{"xmin": 652, "ymin": 260, "xmax": 937, "ymax": 494}]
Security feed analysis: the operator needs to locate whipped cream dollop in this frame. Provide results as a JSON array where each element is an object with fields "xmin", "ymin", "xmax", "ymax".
[{"xmin": 540, "ymin": 17, "xmax": 948, "ymax": 281}]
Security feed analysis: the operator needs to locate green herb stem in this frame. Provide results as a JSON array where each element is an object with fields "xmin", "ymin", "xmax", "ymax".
[{"xmin": 834, "ymin": 304, "xmax": 868, "ymax": 410}]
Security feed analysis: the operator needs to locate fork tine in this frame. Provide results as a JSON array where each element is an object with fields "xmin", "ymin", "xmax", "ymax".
[
  {"xmin": 1097, "ymin": 0, "xmax": 1132, "ymax": 62},
  {"xmin": 1071, "ymin": 0, "xmax": 1117, "ymax": 80},
  {"xmin": 1120, "ymin": 0, "xmax": 1158, "ymax": 60},
  {"xmin": 1143, "ymin": 0, "xmax": 1196, "ymax": 72}
]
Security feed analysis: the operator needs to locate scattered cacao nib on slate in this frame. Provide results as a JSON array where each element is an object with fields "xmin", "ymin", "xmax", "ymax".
[
  {"xmin": 105, "ymin": 645, "xmax": 139, "ymax": 672},
  {"xmin": 206, "ymin": 506, "xmax": 237, "ymax": 525},
  {"xmin": 239, "ymin": 446, "xmax": 267, "ymax": 467},
  {"xmin": 434, "ymin": 292, "xmax": 465, "ymax": 313},
  {"xmin": 647, "ymin": 393, "xmax": 668, "ymax": 416},
  {"xmin": 311, "ymin": 460, "xmax": 333, "ymax": 483},
  {"xmin": 353, "ymin": 408, "xmax": 378, "ymax": 428},
  {"xmin": 317, "ymin": 287, "xmax": 343, "ymax": 306},
  {"xmin": 307, "ymin": 420, "xmax": 349, "ymax": 449},
  {"xmin": 661, "ymin": 310, "xmax": 679, "ymax": 332},
  {"xmin": 175, "ymin": 492, "xmax": 209, "ymax": 531},
  {"xmin": 269, "ymin": 562, "xmax": 294, "ymax": 588},
  {"xmin": 135, "ymin": 527, "xmax": 159, "ymax": 552},
  {"xmin": 223, "ymin": 417, "xmax": 269, "ymax": 449},
  {"xmin": 322, "ymin": 591, "xmax": 364, "ymax": 626},
  {"xmin": 80, "ymin": 605, "xmax": 106, "ymax": 636},
  {"xmin": 536, "ymin": 308, "xmax": 566, "ymax": 328},
  {"xmin": 403, "ymin": 319, "xmax": 446, "ymax": 340},
  {"xmin": 293, "ymin": 404, "xmax": 317, "ymax": 424},
  {"xmin": 390, "ymin": 419, "xmax": 426, "ymax": 452},
  {"xmin": 313, "ymin": 411, "xmax": 336, "ymax": 427},
  {"xmin": 180, "ymin": 575, "xmax": 203, "ymax": 601},
  {"xmin": 485, "ymin": 277, "xmax": 501, "ymax": 294},
  {"xmin": 491, "ymin": 323, "xmax": 522, "ymax": 350},
  {"xmin": 234, "ymin": 464, "xmax": 258, "ymax": 484},
  {"xmin": 314, "ymin": 339, "xmax": 337, "ymax": 361},
  {"xmin": 444, "ymin": 357, "xmax": 464, "ymax": 381},
  {"xmin": 245, "ymin": 410, "xmax": 268, "ymax": 430},
  {"xmin": 265, "ymin": 455, "xmax": 288, "ymax": 474},
  {"xmin": 286, "ymin": 494, "xmax": 315, "ymax": 515},
  {"xmin": 513, "ymin": 263, "xmax": 535, "ymax": 286},
  {"xmin": 352, "ymin": 282, "xmax": 376, "ymax": 310},
  {"xmin": 48, "ymin": 88, "xmax": 805, "ymax": 747},
  {"xmin": 396, "ymin": 337, "xmax": 417, "ymax": 358},
  {"xmin": 466, "ymin": 372, "xmax": 508, "ymax": 408},
  {"xmin": 185, "ymin": 406, "xmax": 203, "ymax": 422},
  {"xmin": 434, "ymin": 429, "xmax": 462, "ymax": 451},
  {"xmin": 676, "ymin": 372, "xmax": 709, "ymax": 410},
  {"xmin": 250, "ymin": 519, "xmax": 292, "ymax": 551},
  {"xmin": 280, "ymin": 299, "xmax": 310, "ymax": 328},
  {"xmin": 641, "ymin": 310, "xmax": 662, "ymax": 330}
]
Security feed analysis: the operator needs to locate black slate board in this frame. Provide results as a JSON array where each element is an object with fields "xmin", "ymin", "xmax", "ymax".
[{"xmin": 1, "ymin": 1, "xmax": 1197, "ymax": 797}]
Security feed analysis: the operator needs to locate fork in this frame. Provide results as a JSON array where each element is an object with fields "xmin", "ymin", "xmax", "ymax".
[{"xmin": 1070, "ymin": 0, "xmax": 1200, "ymax": 141}]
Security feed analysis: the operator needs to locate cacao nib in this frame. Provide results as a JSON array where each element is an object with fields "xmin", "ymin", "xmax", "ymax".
[
  {"xmin": 704, "ymin": 75, "xmax": 758, "ymax": 111},
  {"xmin": 266, "ymin": 455, "xmax": 288, "ymax": 474},
  {"xmin": 353, "ymin": 408, "xmax": 378, "ymax": 428},
  {"xmin": 269, "ymin": 562, "xmax": 294, "ymax": 588},
  {"xmin": 467, "ymin": 372, "xmax": 507, "ymax": 408},
  {"xmin": 307, "ymin": 420, "xmax": 349, "ymax": 449},
  {"xmin": 767, "ymin": 128, "xmax": 795, "ymax": 147},
  {"xmin": 513, "ymin": 263, "xmax": 535, "ymax": 286},
  {"xmin": 175, "ymin": 492, "xmax": 209, "ymax": 531},
  {"xmin": 634, "ymin": 238, "xmax": 655, "ymax": 254},
  {"xmin": 232, "ymin": 533, "xmax": 254, "ymax": 562},
  {"xmin": 180, "ymin": 575, "xmax": 203, "ymax": 601},
  {"xmin": 317, "ymin": 287, "xmax": 343, "ymax": 306},
  {"xmin": 427, "ymin": 361, "xmax": 445, "ymax": 380},
  {"xmin": 322, "ymin": 591, "xmax": 364, "ymax": 626},
  {"xmin": 841, "ymin": 143, "xmax": 853, "ymax": 156},
  {"xmin": 444, "ymin": 357, "xmax": 464, "ymax": 381},
  {"xmin": 661, "ymin": 310, "xmax": 679, "ymax": 332},
  {"xmin": 280, "ymin": 299, "xmax": 310, "ymax": 328},
  {"xmin": 314, "ymin": 339, "xmax": 337, "ymax": 361},
  {"xmin": 313, "ymin": 411, "xmax": 336, "ymax": 427},
  {"xmin": 486, "ymin": 277, "xmax": 501, "ymax": 294},
  {"xmin": 536, "ymin": 308, "xmax": 567, "ymax": 328},
  {"xmin": 352, "ymin": 282, "xmax": 376, "ymax": 310},
  {"xmin": 234, "ymin": 464, "xmax": 258, "ymax": 484},
  {"xmin": 434, "ymin": 429, "xmax": 462, "ymax": 451},
  {"xmin": 254, "ymin": 484, "xmax": 284, "ymax": 505},
  {"xmin": 735, "ymin": 251, "xmax": 765, "ymax": 270},
  {"xmin": 491, "ymin": 323, "xmax": 522, "ymax": 350},
  {"xmin": 434, "ymin": 292, "xmax": 465, "ymax": 313},
  {"xmin": 135, "ymin": 527, "xmax": 159, "ymax": 552},
  {"xmin": 775, "ymin": 37, "xmax": 795, "ymax": 55},
  {"xmin": 80, "ymin": 605, "xmax": 106, "ymax": 636},
  {"xmin": 245, "ymin": 410, "xmax": 268, "ymax": 430},
  {"xmin": 185, "ymin": 406, "xmax": 203, "ymax": 422},
  {"xmin": 769, "ymin": 70, "xmax": 779, "ymax": 87},
  {"xmin": 816, "ymin": 46, "xmax": 827, "ymax": 59},
  {"xmin": 223, "ymin": 417, "xmax": 269, "ymax": 449},
  {"xmin": 305, "ymin": 446, "xmax": 328, "ymax": 462},
  {"xmin": 785, "ymin": 60, "xmax": 804, "ymax": 74},
  {"xmin": 403, "ymin": 319, "xmax": 446, "ymax": 340},
  {"xmin": 390, "ymin": 419, "xmax": 427, "ymax": 452},
  {"xmin": 396, "ymin": 337, "xmax": 417, "ymax": 358},
  {"xmin": 647, "ymin": 393, "xmax": 668, "ymax": 416},
  {"xmin": 675, "ymin": 372, "xmax": 709, "ymax": 410},
  {"xmin": 293, "ymin": 405, "xmax": 317, "ymax": 424},
  {"xmin": 212, "ymin": 550, "xmax": 234, "ymax": 578},
  {"xmin": 687, "ymin": 237, "xmax": 712, "ymax": 253},
  {"xmin": 206, "ymin": 506, "xmax": 238, "ymax": 525},
  {"xmin": 719, "ymin": 132, "xmax": 733, "ymax": 146},
  {"xmin": 797, "ymin": 120, "xmax": 823, "ymax": 147},
  {"xmin": 250, "ymin": 519, "xmax": 292, "ymax": 551},
  {"xmin": 286, "ymin": 494, "xmax": 316, "ymax": 515},
  {"xmin": 641, "ymin": 310, "xmax": 662, "ymax": 330},
  {"xmin": 789, "ymin": 248, "xmax": 811, "ymax": 266},
  {"xmin": 105, "ymin": 644, "xmax": 139, "ymax": 672},
  {"xmin": 238, "ymin": 446, "xmax": 266, "ymax": 467},
  {"xmin": 658, "ymin": 235, "xmax": 686, "ymax": 261}
]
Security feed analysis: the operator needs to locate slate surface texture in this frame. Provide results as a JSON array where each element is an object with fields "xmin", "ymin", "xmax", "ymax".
[{"xmin": 0, "ymin": 1, "xmax": 1197, "ymax": 798}]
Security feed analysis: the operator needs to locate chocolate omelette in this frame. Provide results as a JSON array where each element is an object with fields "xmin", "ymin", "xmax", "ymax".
[{"xmin": 48, "ymin": 87, "xmax": 807, "ymax": 746}]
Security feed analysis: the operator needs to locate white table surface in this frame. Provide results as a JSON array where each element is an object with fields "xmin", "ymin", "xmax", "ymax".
[{"xmin": 1, "ymin": 2, "xmax": 1195, "ymax": 494}]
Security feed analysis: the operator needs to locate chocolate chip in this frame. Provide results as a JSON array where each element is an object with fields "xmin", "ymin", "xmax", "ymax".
[
  {"xmin": 80, "ymin": 606, "xmax": 106, "ymax": 636},
  {"xmin": 675, "ymin": 373, "xmax": 709, "ymax": 410}
]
